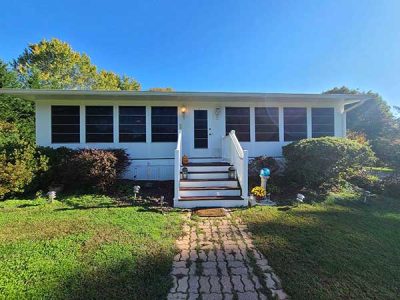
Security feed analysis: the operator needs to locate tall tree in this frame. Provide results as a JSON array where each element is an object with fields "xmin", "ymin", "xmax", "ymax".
[
  {"xmin": 323, "ymin": 86, "xmax": 395, "ymax": 141},
  {"xmin": 13, "ymin": 38, "xmax": 140, "ymax": 90},
  {"xmin": 0, "ymin": 60, "xmax": 34, "ymax": 141}
]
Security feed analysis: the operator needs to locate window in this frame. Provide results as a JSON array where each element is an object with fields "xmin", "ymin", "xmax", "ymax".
[
  {"xmin": 225, "ymin": 107, "xmax": 250, "ymax": 141},
  {"xmin": 151, "ymin": 107, "xmax": 178, "ymax": 142},
  {"xmin": 119, "ymin": 106, "xmax": 146, "ymax": 142},
  {"xmin": 86, "ymin": 106, "xmax": 113, "ymax": 143},
  {"xmin": 51, "ymin": 106, "xmax": 80, "ymax": 143},
  {"xmin": 284, "ymin": 107, "xmax": 307, "ymax": 141},
  {"xmin": 255, "ymin": 107, "xmax": 279, "ymax": 141},
  {"xmin": 312, "ymin": 108, "xmax": 334, "ymax": 137},
  {"xmin": 194, "ymin": 110, "xmax": 208, "ymax": 148}
]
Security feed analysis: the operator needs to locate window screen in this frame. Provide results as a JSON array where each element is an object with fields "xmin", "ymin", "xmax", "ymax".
[
  {"xmin": 151, "ymin": 107, "xmax": 178, "ymax": 142},
  {"xmin": 225, "ymin": 107, "xmax": 250, "ymax": 142},
  {"xmin": 86, "ymin": 106, "xmax": 113, "ymax": 143},
  {"xmin": 51, "ymin": 106, "xmax": 80, "ymax": 143},
  {"xmin": 312, "ymin": 108, "xmax": 334, "ymax": 137},
  {"xmin": 284, "ymin": 107, "xmax": 307, "ymax": 141},
  {"xmin": 119, "ymin": 106, "xmax": 146, "ymax": 142},
  {"xmin": 255, "ymin": 107, "xmax": 279, "ymax": 141}
]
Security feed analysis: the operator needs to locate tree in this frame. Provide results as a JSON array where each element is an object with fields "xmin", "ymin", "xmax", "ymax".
[
  {"xmin": 0, "ymin": 60, "xmax": 35, "ymax": 141},
  {"xmin": 148, "ymin": 87, "xmax": 174, "ymax": 92},
  {"xmin": 323, "ymin": 86, "xmax": 396, "ymax": 141},
  {"xmin": 13, "ymin": 38, "xmax": 140, "ymax": 90}
]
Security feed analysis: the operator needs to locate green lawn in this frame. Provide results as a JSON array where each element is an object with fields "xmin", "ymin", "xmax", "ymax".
[
  {"xmin": 0, "ymin": 195, "xmax": 183, "ymax": 299},
  {"xmin": 234, "ymin": 192, "xmax": 400, "ymax": 299}
]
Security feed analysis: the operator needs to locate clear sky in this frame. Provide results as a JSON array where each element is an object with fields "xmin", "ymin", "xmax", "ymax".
[{"xmin": 1, "ymin": 0, "xmax": 399, "ymax": 106}]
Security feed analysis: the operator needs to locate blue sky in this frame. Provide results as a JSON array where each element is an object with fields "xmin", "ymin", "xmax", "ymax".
[{"xmin": 1, "ymin": 0, "xmax": 399, "ymax": 106}]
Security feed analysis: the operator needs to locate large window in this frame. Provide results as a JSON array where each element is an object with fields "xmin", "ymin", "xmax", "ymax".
[
  {"xmin": 51, "ymin": 106, "xmax": 80, "ymax": 143},
  {"xmin": 312, "ymin": 108, "xmax": 334, "ymax": 137},
  {"xmin": 151, "ymin": 107, "xmax": 178, "ymax": 142},
  {"xmin": 255, "ymin": 107, "xmax": 279, "ymax": 141},
  {"xmin": 225, "ymin": 107, "xmax": 250, "ymax": 142},
  {"xmin": 86, "ymin": 106, "xmax": 113, "ymax": 143},
  {"xmin": 284, "ymin": 107, "xmax": 307, "ymax": 141},
  {"xmin": 119, "ymin": 106, "xmax": 146, "ymax": 142}
]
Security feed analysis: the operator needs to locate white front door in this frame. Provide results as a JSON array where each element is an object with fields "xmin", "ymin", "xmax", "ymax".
[{"xmin": 190, "ymin": 108, "xmax": 218, "ymax": 157}]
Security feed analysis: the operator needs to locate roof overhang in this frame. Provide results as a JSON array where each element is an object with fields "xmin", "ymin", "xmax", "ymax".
[{"xmin": 0, "ymin": 88, "xmax": 373, "ymax": 105}]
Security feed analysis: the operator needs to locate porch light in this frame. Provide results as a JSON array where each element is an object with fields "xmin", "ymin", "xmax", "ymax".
[
  {"xmin": 181, "ymin": 106, "xmax": 187, "ymax": 118},
  {"xmin": 181, "ymin": 167, "xmax": 189, "ymax": 180},
  {"xmin": 228, "ymin": 166, "xmax": 236, "ymax": 179}
]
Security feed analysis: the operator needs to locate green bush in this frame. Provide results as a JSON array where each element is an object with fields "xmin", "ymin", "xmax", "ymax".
[
  {"xmin": 371, "ymin": 138, "xmax": 400, "ymax": 170},
  {"xmin": 382, "ymin": 174, "xmax": 400, "ymax": 197},
  {"xmin": 348, "ymin": 169, "xmax": 383, "ymax": 194},
  {"xmin": 39, "ymin": 148, "xmax": 130, "ymax": 193},
  {"xmin": 283, "ymin": 137, "xmax": 376, "ymax": 192},
  {"xmin": 0, "ymin": 122, "xmax": 48, "ymax": 199}
]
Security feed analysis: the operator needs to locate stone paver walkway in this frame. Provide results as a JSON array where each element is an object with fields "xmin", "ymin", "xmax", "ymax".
[{"xmin": 167, "ymin": 212, "xmax": 288, "ymax": 300}]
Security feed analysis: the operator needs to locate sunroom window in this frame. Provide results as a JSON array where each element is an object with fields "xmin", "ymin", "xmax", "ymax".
[
  {"xmin": 284, "ymin": 107, "xmax": 307, "ymax": 141},
  {"xmin": 119, "ymin": 106, "xmax": 146, "ymax": 142},
  {"xmin": 225, "ymin": 107, "xmax": 250, "ymax": 142},
  {"xmin": 312, "ymin": 108, "xmax": 334, "ymax": 137},
  {"xmin": 255, "ymin": 107, "xmax": 279, "ymax": 141},
  {"xmin": 51, "ymin": 106, "xmax": 80, "ymax": 143},
  {"xmin": 151, "ymin": 107, "xmax": 178, "ymax": 142},
  {"xmin": 85, "ymin": 106, "xmax": 113, "ymax": 143}
]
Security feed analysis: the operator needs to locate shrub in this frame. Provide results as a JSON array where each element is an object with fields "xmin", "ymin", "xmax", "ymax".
[
  {"xmin": 39, "ymin": 148, "xmax": 130, "ymax": 193},
  {"xmin": 348, "ymin": 169, "xmax": 383, "ymax": 194},
  {"xmin": 283, "ymin": 137, "xmax": 376, "ymax": 192},
  {"xmin": 0, "ymin": 121, "xmax": 48, "ymax": 199},
  {"xmin": 382, "ymin": 174, "xmax": 400, "ymax": 197},
  {"xmin": 370, "ymin": 138, "xmax": 400, "ymax": 170}
]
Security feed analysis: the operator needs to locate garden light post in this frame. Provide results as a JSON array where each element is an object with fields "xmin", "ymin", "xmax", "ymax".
[{"xmin": 259, "ymin": 168, "xmax": 270, "ymax": 191}]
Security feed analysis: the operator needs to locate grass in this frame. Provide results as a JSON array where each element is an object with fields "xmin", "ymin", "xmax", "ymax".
[
  {"xmin": 366, "ymin": 166, "xmax": 395, "ymax": 173},
  {"xmin": 234, "ymin": 192, "xmax": 400, "ymax": 299},
  {"xmin": 0, "ymin": 195, "xmax": 184, "ymax": 299}
]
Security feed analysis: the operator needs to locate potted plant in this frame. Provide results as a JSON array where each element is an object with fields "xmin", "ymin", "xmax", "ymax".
[{"xmin": 251, "ymin": 186, "xmax": 266, "ymax": 202}]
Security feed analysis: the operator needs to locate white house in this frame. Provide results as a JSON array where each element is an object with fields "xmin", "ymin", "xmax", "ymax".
[{"xmin": 0, "ymin": 89, "xmax": 370, "ymax": 208}]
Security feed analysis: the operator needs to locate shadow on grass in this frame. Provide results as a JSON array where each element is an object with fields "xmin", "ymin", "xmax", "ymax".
[
  {"xmin": 242, "ymin": 199, "xmax": 400, "ymax": 299},
  {"xmin": 57, "ymin": 248, "xmax": 174, "ymax": 300},
  {"xmin": 17, "ymin": 203, "xmax": 42, "ymax": 208}
]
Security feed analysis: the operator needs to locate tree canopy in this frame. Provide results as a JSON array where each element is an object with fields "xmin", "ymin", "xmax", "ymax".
[{"xmin": 13, "ymin": 38, "xmax": 140, "ymax": 91}]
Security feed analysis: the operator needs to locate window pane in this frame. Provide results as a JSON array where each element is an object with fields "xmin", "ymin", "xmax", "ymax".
[
  {"xmin": 284, "ymin": 108, "xmax": 307, "ymax": 141},
  {"xmin": 312, "ymin": 108, "xmax": 334, "ymax": 137},
  {"xmin": 151, "ymin": 107, "xmax": 177, "ymax": 142},
  {"xmin": 225, "ymin": 107, "xmax": 250, "ymax": 142},
  {"xmin": 255, "ymin": 107, "xmax": 279, "ymax": 141},
  {"xmin": 119, "ymin": 106, "xmax": 146, "ymax": 143},
  {"xmin": 51, "ymin": 106, "xmax": 80, "ymax": 143},
  {"xmin": 86, "ymin": 106, "xmax": 113, "ymax": 143},
  {"xmin": 194, "ymin": 110, "xmax": 208, "ymax": 149}
]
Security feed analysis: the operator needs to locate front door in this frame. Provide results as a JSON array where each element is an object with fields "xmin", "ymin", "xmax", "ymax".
[{"xmin": 190, "ymin": 109, "xmax": 215, "ymax": 157}]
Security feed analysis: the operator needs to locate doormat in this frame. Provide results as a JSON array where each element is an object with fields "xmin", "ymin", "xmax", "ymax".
[{"xmin": 194, "ymin": 208, "xmax": 227, "ymax": 217}]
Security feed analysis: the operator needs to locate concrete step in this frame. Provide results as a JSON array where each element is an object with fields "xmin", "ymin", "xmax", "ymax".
[
  {"xmin": 176, "ymin": 196, "xmax": 247, "ymax": 208},
  {"xmin": 185, "ymin": 165, "xmax": 231, "ymax": 172}
]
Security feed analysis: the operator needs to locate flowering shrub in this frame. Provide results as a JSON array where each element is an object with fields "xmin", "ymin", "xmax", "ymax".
[{"xmin": 251, "ymin": 186, "xmax": 266, "ymax": 200}]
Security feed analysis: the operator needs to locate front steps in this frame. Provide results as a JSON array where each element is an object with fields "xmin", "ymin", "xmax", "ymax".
[{"xmin": 175, "ymin": 159, "xmax": 248, "ymax": 208}]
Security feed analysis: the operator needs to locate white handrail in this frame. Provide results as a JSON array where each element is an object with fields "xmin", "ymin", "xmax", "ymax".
[
  {"xmin": 222, "ymin": 130, "xmax": 248, "ymax": 200},
  {"xmin": 174, "ymin": 130, "xmax": 182, "ymax": 203}
]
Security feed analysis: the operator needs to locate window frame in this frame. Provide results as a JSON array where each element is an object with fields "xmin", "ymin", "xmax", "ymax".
[
  {"xmin": 85, "ymin": 106, "xmax": 114, "ymax": 143},
  {"xmin": 312, "ymin": 107, "xmax": 335, "ymax": 138},
  {"xmin": 283, "ymin": 107, "xmax": 308, "ymax": 142},
  {"xmin": 119, "ymin": 106, "xmax": 146, "ymax": 143},
  {"xmin": 151, "ymin": 106, "xmax": 178, "ymax": 142},
  {"xmin": 255, "ymin": 107, "xmax": 280, "ymax": 142},
  {"xmin": 225, "ymin": 107, "xmax": 251, "ymax": 142},
  {"xmin": 51, "ymin": 105, "xmax": 80, "ymax": 144}
]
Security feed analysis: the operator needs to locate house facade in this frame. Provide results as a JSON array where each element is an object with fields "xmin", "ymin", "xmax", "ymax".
[{"xmin": 0, "ymin": 89, "xmax": 369, "ymax": 208}]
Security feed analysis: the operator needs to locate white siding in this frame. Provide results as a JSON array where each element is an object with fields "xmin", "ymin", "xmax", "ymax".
[{"xmin": 35, "ymin": 98, "xmax": 345, "ymax": 180}]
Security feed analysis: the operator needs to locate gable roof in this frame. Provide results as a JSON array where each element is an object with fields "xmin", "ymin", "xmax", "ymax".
[{"xmin": 0, "ymin": 88, "xmax": 373, "ymax": 104}]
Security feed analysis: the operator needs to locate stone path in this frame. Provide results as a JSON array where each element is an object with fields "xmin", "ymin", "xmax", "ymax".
[{"xmin": 167, "ymin": 212, "xmax": 288, "ymax": 300}]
